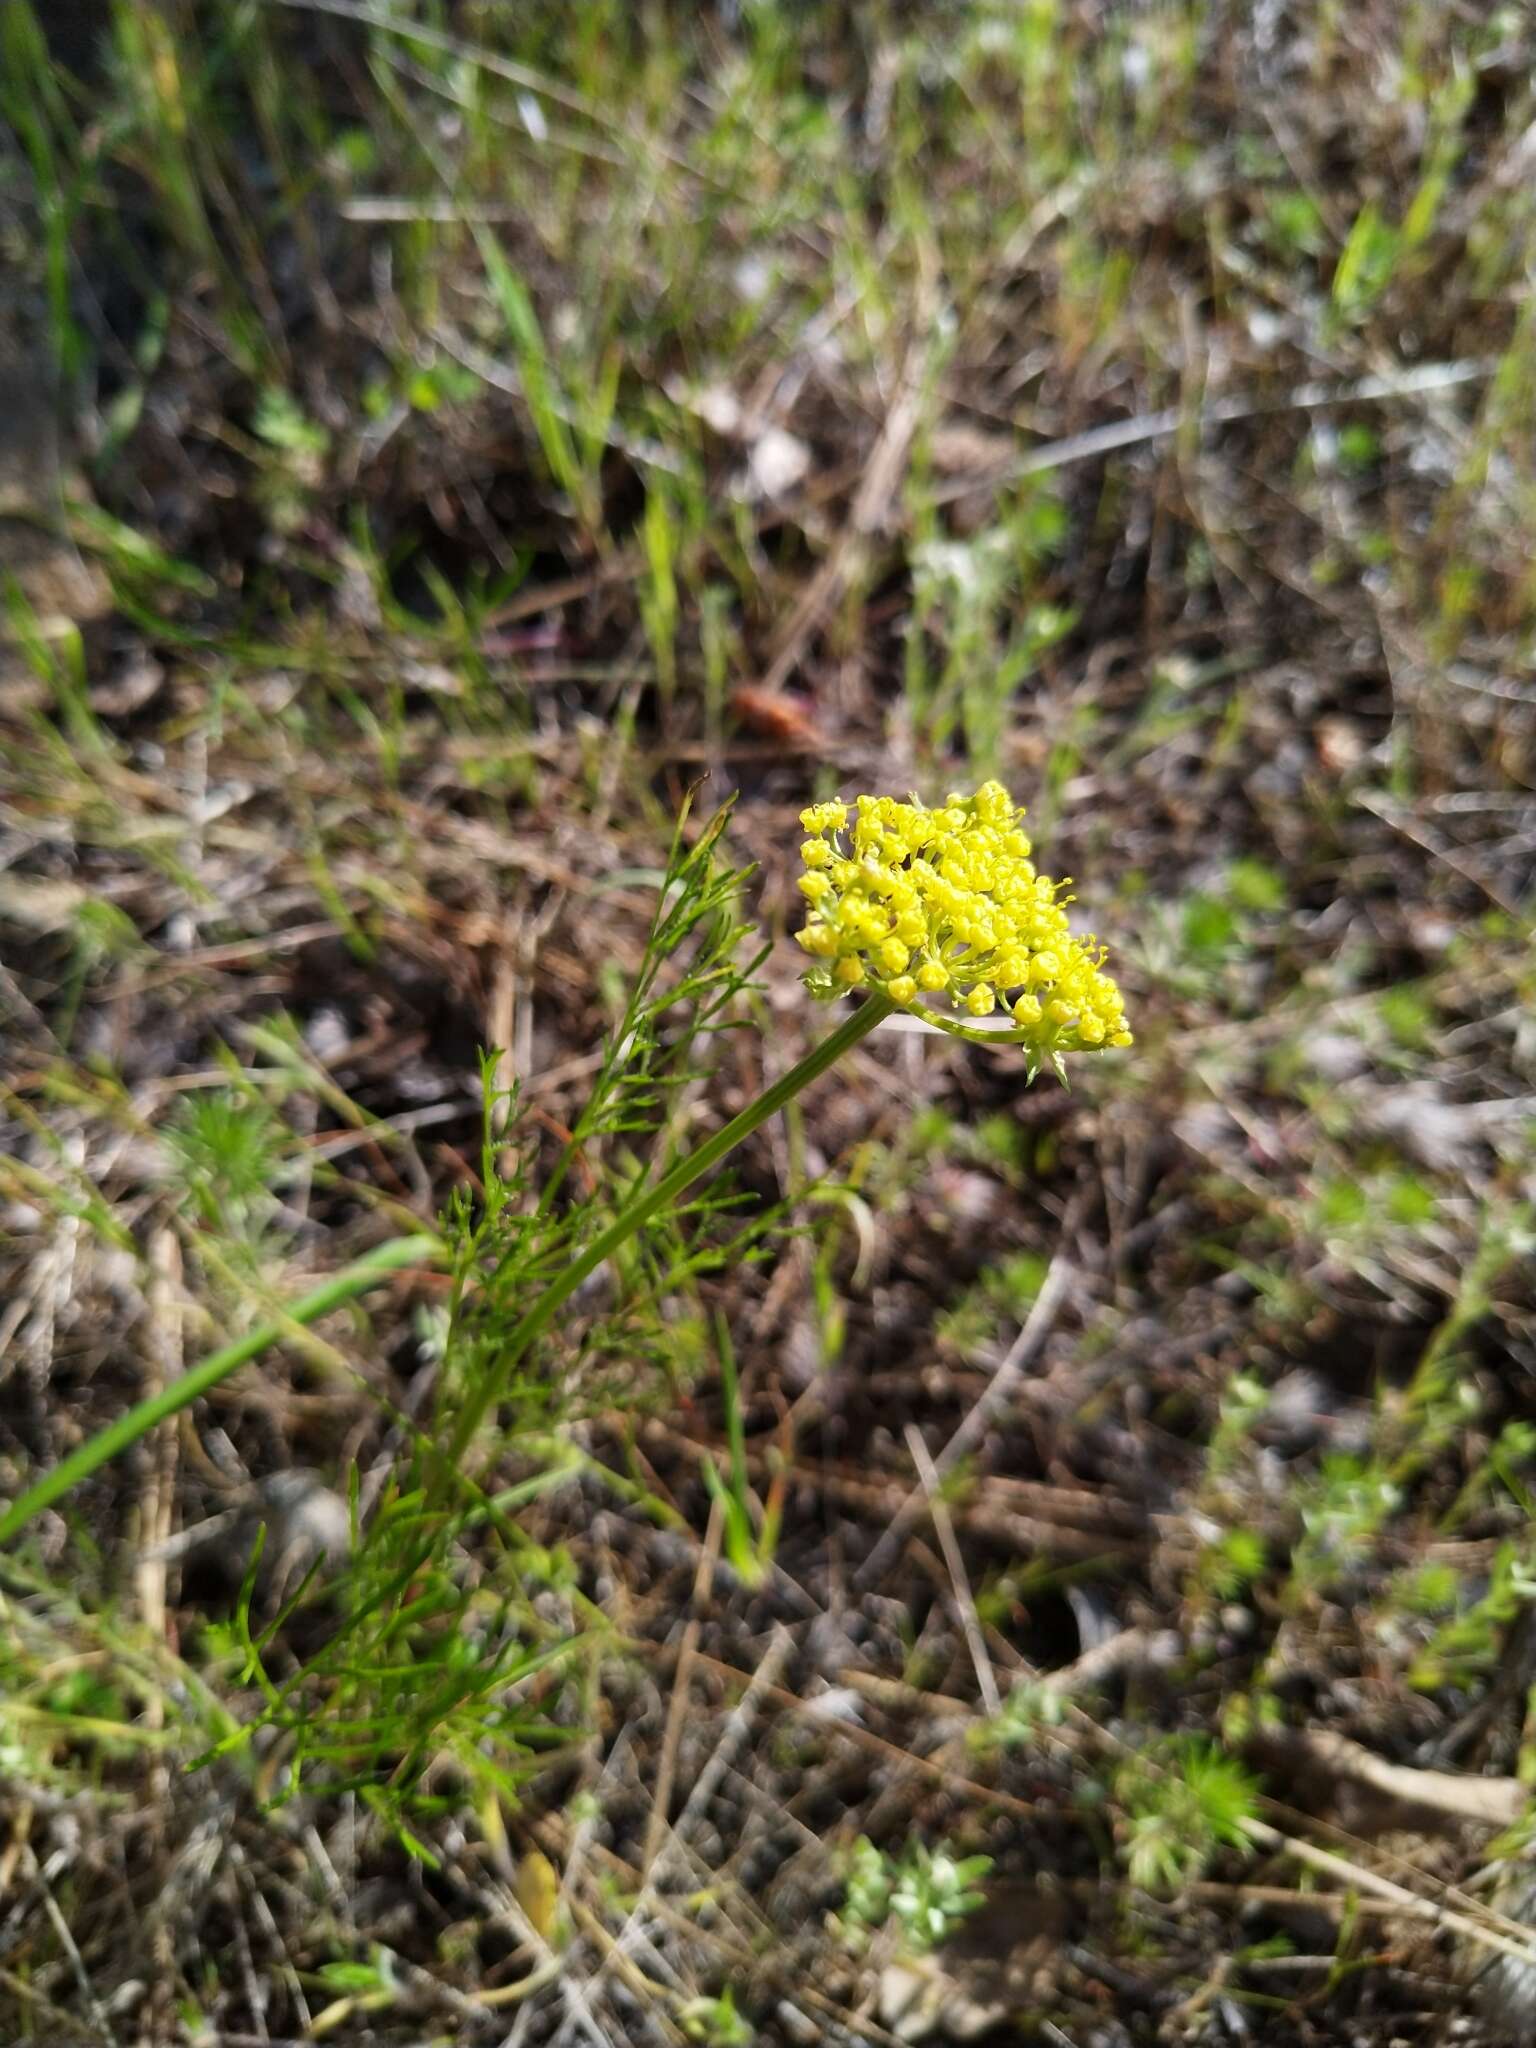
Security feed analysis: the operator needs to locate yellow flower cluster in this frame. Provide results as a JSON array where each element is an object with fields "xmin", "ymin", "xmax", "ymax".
[{"xmin": 795, "ymin": 782, "xmax": 1132, "ymax": 1062}]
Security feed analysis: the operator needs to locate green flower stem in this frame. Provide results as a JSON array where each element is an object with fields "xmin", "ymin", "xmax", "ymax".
[
  {"xmin": 1, "ymin": 997, "xmax": 894, "ymax": 1540},
  {"xmin": 446, "ymin": 993, "xmax": 894, "ymax": 1468},
  {"xmin": 0, "ymin": 1234, "xmax": 442, "ymax": 1546}
]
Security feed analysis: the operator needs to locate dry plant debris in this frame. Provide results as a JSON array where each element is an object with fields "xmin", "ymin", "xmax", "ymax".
[{"xmin": 3, "ymin": 4, "xmax": 1536, "ymax": 2044}]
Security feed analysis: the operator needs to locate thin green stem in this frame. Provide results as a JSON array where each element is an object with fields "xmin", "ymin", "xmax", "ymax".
[
  {"xmin": 0, "ymin": 1234, "xmax": 442, "ymax": 1546},
  {"xmin": 2, "ymin": 996, "xmax": 891, "ymax": 1542},
  {"xmin": 446, "ymin": 994, "xmax": 893, "ymax": 1467}
]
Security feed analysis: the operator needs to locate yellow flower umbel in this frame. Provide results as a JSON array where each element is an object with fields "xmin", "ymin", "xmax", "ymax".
[{"xmin": 795, "ymin": 781, "xmax": 1131, "ymax": 1074}]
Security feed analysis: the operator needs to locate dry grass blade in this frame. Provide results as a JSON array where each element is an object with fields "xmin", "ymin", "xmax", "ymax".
[{"xmin": 6, "ymin": 5, "xmax": 1536, "ymax": 2041}]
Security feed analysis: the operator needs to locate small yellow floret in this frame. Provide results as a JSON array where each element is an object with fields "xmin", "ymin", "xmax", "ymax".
[
  {"xmin": 801, "ymin": 800, "xmax": 848, "ymax": 832},
  {"xmin": 793, "ymin": 781, "xmax": 1130, "ymax": 1068}
]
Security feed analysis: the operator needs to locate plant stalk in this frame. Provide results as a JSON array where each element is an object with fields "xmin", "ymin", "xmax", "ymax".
[
  {"xmin": 445, "ymin": 993, "xmax": 893, "ymax": 1467},
  {"xmin": 1, "ymin": 997, "xmax": 893, "ymax": 1541}
]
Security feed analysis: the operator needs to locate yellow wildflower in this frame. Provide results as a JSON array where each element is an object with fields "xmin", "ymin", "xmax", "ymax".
[{"xmin": 795, "ymin": 780, "xmax": 1131, "ymax": 1069}]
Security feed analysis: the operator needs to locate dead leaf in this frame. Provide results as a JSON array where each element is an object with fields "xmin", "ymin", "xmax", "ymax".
[{"xmin": 729, "ymin": 683, "xmax": 825, "ymax": 747}]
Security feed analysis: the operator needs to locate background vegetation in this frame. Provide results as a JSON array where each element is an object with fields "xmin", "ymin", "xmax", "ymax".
[{"xmin": 2, "ymin": 3, "xmax": 1536, "ymax": 2043}]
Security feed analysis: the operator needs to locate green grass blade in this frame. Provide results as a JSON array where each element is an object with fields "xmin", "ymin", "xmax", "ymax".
[{"xmin": 0, "ymin": 1234, "xmax": 442, "ymax": 1545}]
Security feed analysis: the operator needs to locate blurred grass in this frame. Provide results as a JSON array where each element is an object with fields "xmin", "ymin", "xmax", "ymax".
[{"xmin": 3, "ymin": 1, "xmax": 1536, "ymax": 2039}]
